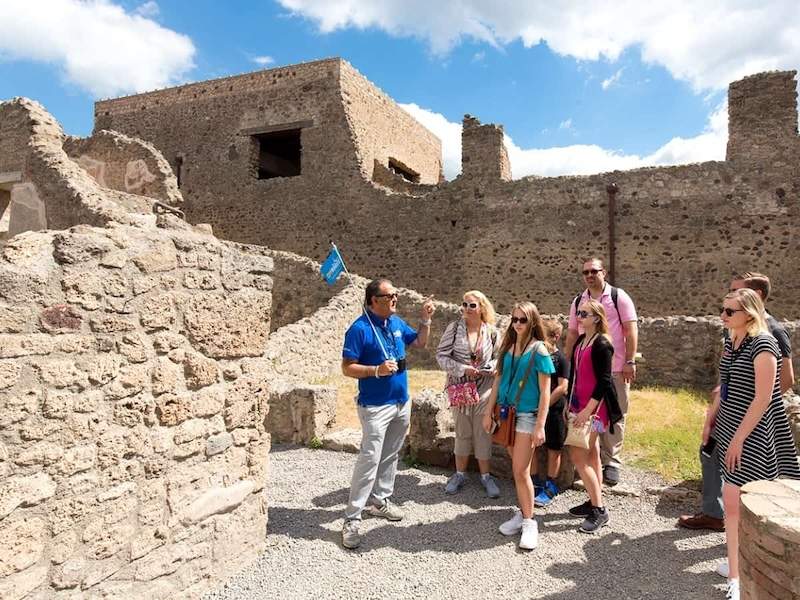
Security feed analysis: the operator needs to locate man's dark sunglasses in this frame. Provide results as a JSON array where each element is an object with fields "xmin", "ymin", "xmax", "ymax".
[
  {"xmin": 375, "ymin": 292, "xmax": 398, "ymax": 300},
  {"xmin": 511, "ymin": 317, "xmax": 529, "ymax": 324},
  {"xmin": 462, "ymin": 302, "xmax": 478, "ymax": 309},
  {"xmin": 720, "ymin": 307, "xmax": 744, "ymax": 317},
  {"xmin": 582, "ymin": 268, "xmax": 602, "ymax": 276}
]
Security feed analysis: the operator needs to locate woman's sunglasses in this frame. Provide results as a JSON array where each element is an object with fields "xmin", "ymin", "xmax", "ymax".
[
  {"xmin": 462, "ymin": 302, "xmax": 478, "ymax": 309},
  {"xmin": 511, "ymin": 316, "xmax": 529, "ymax": 324},
  {"xmin": 720, "ymin": 307, "xmax": 744, "ymax": 317}
]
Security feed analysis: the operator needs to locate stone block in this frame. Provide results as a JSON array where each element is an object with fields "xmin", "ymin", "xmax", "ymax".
[
  {"xmin": 322, "ymin": 428, "xmax": 361, "ymax": 453},
  {"xmin": 132, "ymin": 240, "xmax": 178, "ymax": 273},
  {"xmin": 39, "ymin": 304, "xmax": 81, "ymax": 333},
  {"xmin": 266, "ymin": 384, "xmax": 336, "ymax": 444},
  {"xmin": 82, "ymin": 355, "xmax": 123, "ymax": 386},
  {"xmin": 51, "ymin": 557, "xmax": 85, "ymax": 589},
  {"xmin": 102, "ymin": 272, "xmax": 129, "ymax": 297},
  {"xmin": 129, "ymin": 526, "xmax": 167, "ymax": 561},
  {"xmin": 57, "ymin": 445, "xmax": 97, "ymax": 476},
  {"xmin": 192, "ymin": 386, "xmax": 224, "ymax": 418},
  {"xmin": 89, "ymin": 315, "xmax": 136, "ymax": 333},
  {"xmin": 173, "ymin": 438, "xmax": 204, "ymax": 459},
  {"xmin": 0, "ymin": 516, "xmax": 46, "ymax": 576},
  {"xmin": 35, "ymin": 360, "xmax": 88, "ymax": 390},
  {"xmin": 152, "ymin": 331, "xmax": 185, "ymax": 353},
  {"xmin": 62, "ymin": 272, "xmax": 105, "ymax": 310},
  {"xmin": 151, "ymin": 357, "xmax": 183, "ymax": 396},
  {"xmin": 183, "ymin": 351, "xmax": 218, "ymax": 390},
  {"xmin": 183, "ymin": 290, "xmax": 271, "ymax": 358},
  {"xmin": 155, "ymin": 393, "xmax": 192, "ymax": 426},
  {"xmin": 0, "ymin": 472, "xmax": 56, "ymax": 519},
  {"xmin": 0, "ymin": 361, "xmax": 22, "ymax": 389},
  {"xmin": 15, "ymin": 441, "xmax": 64, "ymax": 467},
  {"xmin": 42, "ymin": 389, "xmax": 73, "ymax": 419},
  {"xmin": 105, "ymin": 365, "xmax": 149, "ymax": 400},
  {"xmin": 49, "ymin": 530, "xmax": 78, "ymax": 565},
  {"xmin": 184, "ymin": 271, "xmax": 220, "ymax": 290},
  {"xmin": 83, "ymin": 518, "xmax": 136, "ymax": 560},
  {"xmin": 0, "ymin": 564, "xmax": 48, "ymax": 600},
  {"xmin": 0, "ymin": 334, "xmax": 53, "ymax": 358},
  {"xmin": 139, "ymin": 294, "xmax": 175, "ymax": 331},
  {"xmin": 206, "ymin": 432, "xmax": 233, "ymax": 456},
  {"xmin": 180, "ymin": 480, "xmax": 255, "ymax": 525},
  {"xmin": 53, "ymin": 230, "xmax": 116, "ymax": 265},
  {"xmin": 118, "ymin": 333, "xmax": 149, "ymax": 363},
  {"xmin": 173, "ymin": 418, "xmax": 208, "ymax": 445}
]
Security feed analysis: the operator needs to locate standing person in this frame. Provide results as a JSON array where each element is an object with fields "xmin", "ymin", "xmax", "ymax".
[
  {"xmin": 566, "ymin": 300, "xmax": 623, "ymax": 533},
  {"xmin": 340, "ymin": 279, "xmax": 436, "ymax": 550},
  {"xmin": 437, "ymin": 290, "xmax": 501, "ymax": 498},
  {"xmin": 482, "ymin": 302, "xmax": 554, "ymax": 550},
  {"xmin": 678, "ymin": 272, "xmax": 795, "ymax": 577},
  {"xmin": 706, "ymin": 288, "xmax": 800, "ymax": 600},
  {"xmin": 532, "ymin": 319, "xmax": 569, "ymax": 507},
  {"xmin": 564, "ymin": 257, "xmax": 637, "ymax": 487}
]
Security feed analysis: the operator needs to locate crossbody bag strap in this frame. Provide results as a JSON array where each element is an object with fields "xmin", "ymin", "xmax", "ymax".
[{"xmin": 510, "ymin": 340, "xmax": 542, "ymax": 409}]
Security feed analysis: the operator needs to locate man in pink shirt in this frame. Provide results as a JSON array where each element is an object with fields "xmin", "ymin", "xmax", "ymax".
[{"xmin": 564, "ymin": 257, "xmax": 638, "ymax": 486}]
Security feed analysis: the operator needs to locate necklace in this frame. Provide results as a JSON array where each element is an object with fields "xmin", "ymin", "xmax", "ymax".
[{"xmin": 466, "ymin": 322, "xmax": 482, "ymax": 362}]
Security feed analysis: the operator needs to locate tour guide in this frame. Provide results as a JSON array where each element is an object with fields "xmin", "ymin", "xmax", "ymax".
[{"xmin": 340, "ymin": 278, "xmax": 435, "ymax": 549}]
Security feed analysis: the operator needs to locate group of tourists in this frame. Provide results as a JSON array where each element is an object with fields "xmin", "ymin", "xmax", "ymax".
[{"xmin": 336, "ymin": 259, "xmax": 799, "ymax": 600}]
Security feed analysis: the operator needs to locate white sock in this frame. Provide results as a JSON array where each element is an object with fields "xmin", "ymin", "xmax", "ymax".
[
  {"xmin": 456, "ymin": 471, "xmax": 466, "ymax": 477},
  {"xmin": 481, "ymin": 473, "xmax": 491, "ymax": 481},
  {"xmin": 522, "ymin": 518, "xmax": 535, "ymax": 525}
]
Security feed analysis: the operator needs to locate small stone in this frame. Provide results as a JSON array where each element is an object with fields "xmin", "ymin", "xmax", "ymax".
[{"xmin": 206, "ymin": 432, "xmax": 233, "ymax": 456}]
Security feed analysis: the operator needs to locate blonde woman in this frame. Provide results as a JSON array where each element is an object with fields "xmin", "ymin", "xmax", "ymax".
[
  {"xmin": 436, "ymin": 290, "xmax": 500, "ymax": 498},
  {"xmin": 482, "ymin": 302, "xmax": 554, "ymax": 550},
  {"xmin": 566, "ymin": 300, "xmax": 623, "ymax": 533},
  {"xmin": 706, "ymin": 288, "xmax": 800, "ymax": 600}
]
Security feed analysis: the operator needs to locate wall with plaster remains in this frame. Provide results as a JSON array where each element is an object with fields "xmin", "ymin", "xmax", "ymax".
[{"xmin": 95, "ymin": 63, "xmax": 800, "ymax": 321}]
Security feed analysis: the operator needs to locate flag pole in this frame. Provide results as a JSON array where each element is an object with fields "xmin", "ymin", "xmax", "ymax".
[{"xmin": 330, "ymin": 241, "xmax": 390, "ymax": 361}]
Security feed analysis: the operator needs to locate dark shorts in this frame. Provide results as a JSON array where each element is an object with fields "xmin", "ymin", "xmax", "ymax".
[{"xmin": 544, "ymin": 398, "xmax": 567, "ymax": 451}]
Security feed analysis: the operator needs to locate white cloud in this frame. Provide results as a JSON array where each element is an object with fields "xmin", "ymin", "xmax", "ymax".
[
  {"xmin": 278, "ymin": 0, "xmax": 800, "ymax": 91},
  {"xmin": 0, "ymin": 0, "xmax": 195, "ymax": 98},
  {"xmin": 601, "ymin": 68, "xmax": 623, "ymax": 90},
  {"xmin": 253, "ymin": 55, "xmax": 275, "ymax": 66},
  {"xmin": 401, "ymin": 102, "xmax": 727, "ymax": 180},
  {"xmin": 558, "ymin": 118, "xmax": 573, "ymax": 130},
  {"xmin": 134, "ymin": 1, "xmax": 159, "ymax": 18}
]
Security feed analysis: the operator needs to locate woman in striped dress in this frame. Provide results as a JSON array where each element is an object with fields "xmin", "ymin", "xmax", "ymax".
[{"xmin": 710, "ymin": 288, "xmax": 800, "ymax": 600}]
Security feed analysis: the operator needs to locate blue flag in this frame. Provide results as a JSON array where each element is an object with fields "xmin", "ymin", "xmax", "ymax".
[{"xmin": 321, "ymin": 246, "xmax": 344, "ymax": 285}]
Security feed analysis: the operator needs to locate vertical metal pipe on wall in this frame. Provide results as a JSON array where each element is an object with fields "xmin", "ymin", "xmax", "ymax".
[{"xmin": 606, "ymin": 182, "xmax": 618, "ymax": 282}]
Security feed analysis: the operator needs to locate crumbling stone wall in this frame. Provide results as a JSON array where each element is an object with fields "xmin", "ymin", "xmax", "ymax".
[
  {"xmin": 0, "ymin": 223, "xmax": 273, "ymax": 599},
  {"xmin": 460, "ymin": 115, "xmax": 511, "ymax": 182},
  {"xmin": 64, "ymin": 130, "xmax": 182, "ymax": 207},
  {"xmin": 95, "ymin": 64, "xmax": 800, "ymax": 320}
]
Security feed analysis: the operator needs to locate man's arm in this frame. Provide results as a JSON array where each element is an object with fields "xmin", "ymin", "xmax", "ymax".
[
  {"xmin": 563, "ymin": 328, "xmax": 578, "ymax": 364},
  {"xmin": 342, "ymin": 358, "xmax": 396, "ymax": 379},
  {"xmin": 622, "ymin": 320, "xmax": 638, "ymax": 383},
  {"xmin": 411, "ymin": 296, "xmax": 435, "ymax": 348},
  {"xmin": 780, "ymin": 357, "xmax": 794, "ymax": 394}
]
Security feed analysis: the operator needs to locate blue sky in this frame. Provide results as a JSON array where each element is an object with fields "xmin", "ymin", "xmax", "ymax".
[{"xmin": 2, "ymin": 1, "xmax": 799, "ymax": 178}]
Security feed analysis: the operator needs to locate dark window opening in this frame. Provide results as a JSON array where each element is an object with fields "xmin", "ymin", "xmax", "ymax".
[
  {"xmin": 254, "ymin": 129, "xmax": 302, "ymax": 179},
  {"xmin": 388, "ymin": 158, "xmax": 419, "ymax": 183},
  {"xmin": 174, "ymin": 156, "xmax": 184, "ymax": 188}
]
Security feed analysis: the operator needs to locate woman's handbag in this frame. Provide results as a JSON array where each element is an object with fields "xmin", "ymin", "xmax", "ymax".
[
  {"xmin": 565, "ymin": 412, "xmax": 593, "ymax": 449},
  {"xmin": 446, "ymin": 380, "xmax": 481, "ymax": 408},
  {"xmin": 491, "ymin": 341, "xmax": 542, "ymax": 447}
]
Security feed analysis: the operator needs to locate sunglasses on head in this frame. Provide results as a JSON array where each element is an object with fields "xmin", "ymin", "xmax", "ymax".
[
  {"xmin": 510, "ymin": 316, "xmax": 528, "ymax": 324},
  {"xmin": 720, "ymin": 307, "xmax": 744, "ymax": 317},
  {"xmin": 576, "ymin": 310, "xmax": 592, "ymax": 318},
  {"xmin": 462, "ymin": 302, "xmax": 478, "ymax": 309},
  {"xmin": 582, "ymin": 268, "xmax": 602, "ymax": 276}
]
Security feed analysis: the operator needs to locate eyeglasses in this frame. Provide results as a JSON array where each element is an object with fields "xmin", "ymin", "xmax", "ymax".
[
  {"xmin": 720, "ymin": 307, "xmax": 744, "ymax": 317},
  {"xmin": 576, "ymin": 310, "xmax": 591, "ymax": 318},
  {"xmin": 462, "ymin": 302, "xmax": 478, "ymax": 309},
  {"xmin": 375, "ymin": 293, "xmax": 398, "ymax": 300},
  {"xmin": 582, "ymin": 268, "xmax": 602, "ymax": 276},
  {"xmin": 510, "ymin": 316, "xmax": 529, "ymax": 324}
]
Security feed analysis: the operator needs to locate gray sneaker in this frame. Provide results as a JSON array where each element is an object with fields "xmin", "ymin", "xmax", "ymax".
[
  {"xmin": 367, "ymin": 498, "xmax": 403, "ymax": 521},
  {"xmin": 445, "ymin": 472, "xmax": 467, "ymax": 495},
  {"xmin": 480, "ymin": 474, "xmax": 500, "ymax": 498},
  {"xmin": 341, "ymin": 520, "xmax": 361, "ymax": 549}
]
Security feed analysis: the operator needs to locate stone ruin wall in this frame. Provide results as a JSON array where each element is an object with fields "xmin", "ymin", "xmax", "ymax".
[{"xmin": 94, "ymin": 63, "xmax": 800, "ymax": 323}]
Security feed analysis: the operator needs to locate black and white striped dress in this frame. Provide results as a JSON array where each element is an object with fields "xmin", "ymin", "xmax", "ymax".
[{"xmin": 716, "ymin": 333, "xmax": 800, "ymax": 487}]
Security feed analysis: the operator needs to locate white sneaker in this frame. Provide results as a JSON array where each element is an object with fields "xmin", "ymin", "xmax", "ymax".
[
  {"xmin": 725, "ymin": 578, "xmax": 739, "ymax": 600},
  {"xmin": 716, "ymin": 560, "xmax": 729, "ymax": 579},
  {"xmin": 499, "ymin": 508, "xmax": 523, "ymax": 536},
  {"xmin": 519, "ymin": 518, "xmax": 538, "ymax": 550}
]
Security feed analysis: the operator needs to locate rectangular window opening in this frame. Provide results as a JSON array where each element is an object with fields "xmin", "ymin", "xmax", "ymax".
[
  {"xmin": 388, "ymin": 158, "xmax": 419, "ymax": 183},
  {"xmin": 253, "ymin": 129, "xmax": 302, "ymax": 179}
]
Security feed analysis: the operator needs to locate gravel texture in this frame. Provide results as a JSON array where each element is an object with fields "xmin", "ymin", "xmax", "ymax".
[{"xmin": 204, "ymin": 445, "xmax": 729, "ymax": 600}]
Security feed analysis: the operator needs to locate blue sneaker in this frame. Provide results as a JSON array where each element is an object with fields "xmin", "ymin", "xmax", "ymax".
[
  {"xmin": 534, "ymin": 479, "xmax": 559, "ymax": 508},
  {"xmin": 532, "ymin": 475, "xmax": 545, "ymax": 496}
]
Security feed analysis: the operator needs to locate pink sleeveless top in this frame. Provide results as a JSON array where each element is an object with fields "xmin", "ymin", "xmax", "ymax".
[{"xmin": 570, "ymin": 344, "xmax": 610, "ymax": 429}]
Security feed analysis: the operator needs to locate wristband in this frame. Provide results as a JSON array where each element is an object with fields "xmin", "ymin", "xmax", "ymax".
[
  {"xmin": 625, "ymin": 360, "xmax": 635, "ymax": 365},
  {"xmin": 374, "ymin": 365, "xmax": 380, "ymax": 378},
  {"xmin": 420, "ymin": 319, "xmax": 432, "ymax": 326}
]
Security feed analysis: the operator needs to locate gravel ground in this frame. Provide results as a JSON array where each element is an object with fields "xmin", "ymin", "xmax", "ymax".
[{"xmin": 205, "ymin": 445, "xmax": 728, "ymax": 600}]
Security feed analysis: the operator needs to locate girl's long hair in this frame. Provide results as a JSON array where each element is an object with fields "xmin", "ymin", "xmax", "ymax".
[
  {"xmin": 496, "ymin": 302, "xmax": 546, "ymax": 376},
  {"xmin": 581, "ymin": 299, "xmax": 612, "ymax": 344}
]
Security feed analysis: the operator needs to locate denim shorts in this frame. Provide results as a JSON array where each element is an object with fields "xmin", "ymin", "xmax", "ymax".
[{"xmin": 515, "ymin": 411, "xmax": 538, "ymax": 434}]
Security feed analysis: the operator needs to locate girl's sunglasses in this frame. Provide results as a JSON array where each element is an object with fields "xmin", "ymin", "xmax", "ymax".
[
  {"xmin": 462, "ymin": 302, "xmax": 478, "ymax": 309},
  {"xmin": 511, "ymin": 316, "xmax": 528, "ymax": 324},
  {"xmin": 576, "ymin": 310, "xmax": 591, "ymax": 318}
]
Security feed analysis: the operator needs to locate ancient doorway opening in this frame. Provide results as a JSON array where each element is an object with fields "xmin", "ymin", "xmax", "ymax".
[{"xmin": 253, "ymin": 129, "xmax": 302, "ymax": 179}]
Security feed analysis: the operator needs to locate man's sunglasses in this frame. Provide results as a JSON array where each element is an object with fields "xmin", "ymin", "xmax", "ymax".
[
  {"xmin": 720, "ymin": 307, "xmax": 744, "ymax": 317},
  {"xmin": 576, "ymin": 310, "xmax": 591, "ymax": 318},
  {"xmin": 462, "ymin": 302, "xmax": 478, "ymax": 309},
  {"xmin": 375, "ymin": 292, "xmax": 398, "ymax": 300},
  {"xmin": 511, "ymin": 316, "xmax": 529, "ymax": 324},
  {"xmin": 582, "ymin": 268, "xmax": 602, "ymax": 276}
]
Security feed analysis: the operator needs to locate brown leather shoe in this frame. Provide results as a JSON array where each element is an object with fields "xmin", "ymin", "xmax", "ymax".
[{"xmin": 677, "ymin": 512, "xmax": 725, "ymax": 532}]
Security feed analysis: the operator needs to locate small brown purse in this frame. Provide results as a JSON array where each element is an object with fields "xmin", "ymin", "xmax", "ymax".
[{"xmin": 491, "ymin": 341, "xmax": 542, "ymax": 447}]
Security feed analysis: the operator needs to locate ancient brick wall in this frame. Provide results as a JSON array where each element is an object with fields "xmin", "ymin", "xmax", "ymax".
[
  {"xmin": 94, "ymin": 65, "xmax": 800, "ymax": 320},
  {"xmin": 0, "ymin": 224, "xmax": 273, "ymax": 598}
]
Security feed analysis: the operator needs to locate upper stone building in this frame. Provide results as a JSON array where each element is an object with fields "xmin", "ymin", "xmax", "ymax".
[{"xmin": 95, "ymin": 59, "xmax": 800, "ymax": 319}]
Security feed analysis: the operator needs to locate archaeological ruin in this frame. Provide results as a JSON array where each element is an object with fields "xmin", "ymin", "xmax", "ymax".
[{"xmin": 1, "ymin": 57, "xmax": 799, "ymax": 598}]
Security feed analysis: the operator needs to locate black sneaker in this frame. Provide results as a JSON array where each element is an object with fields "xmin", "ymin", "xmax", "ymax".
[
  {"xmin": 579, "ymin": 506, "xmax": 610, "ymax": 533},
  {"xmin": 602, "ymin": 465, "xmax": 620, "ymax": 487},
  {"xmin": 568, "ymin": 500, "xmax": 592, "ymax": 517}
]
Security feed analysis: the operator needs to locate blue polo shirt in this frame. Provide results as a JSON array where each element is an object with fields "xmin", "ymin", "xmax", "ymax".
[{"xmin": 342, "ymin": 311, "xmax": 418, "ymax": 406}]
